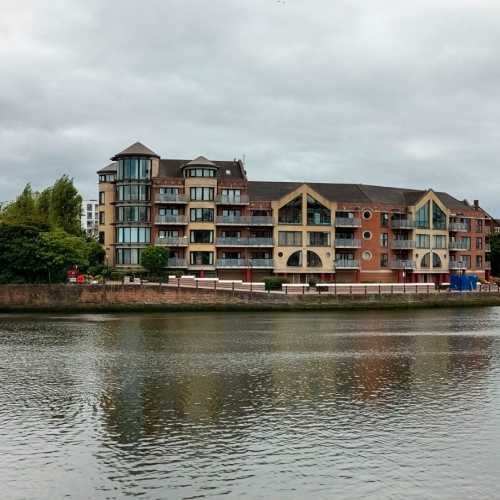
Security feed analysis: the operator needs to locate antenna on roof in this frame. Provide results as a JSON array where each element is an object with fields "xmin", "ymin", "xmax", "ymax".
[{"xmin": 242, "ymin": 154, "xmax": 246, "ymax": 165}]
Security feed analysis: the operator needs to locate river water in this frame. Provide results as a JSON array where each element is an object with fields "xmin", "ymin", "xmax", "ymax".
[{"xmin": 1, "ymin": 309, "xmax": 500, "ymax": 499}]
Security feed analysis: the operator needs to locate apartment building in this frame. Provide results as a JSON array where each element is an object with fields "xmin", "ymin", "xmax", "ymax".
[
  {"xmin": 98, "ymin": 142, "xmax": 494, "ymax": 283},
  {"xmin": 81, "ymin": 199, "xmax": 99, "ymax": 238}
]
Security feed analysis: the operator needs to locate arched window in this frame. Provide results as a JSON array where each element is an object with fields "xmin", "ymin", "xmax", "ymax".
[
  {"xmin": 432, "ymin": 253, "xmax": 442, "ymax": 268},
  {"xmin": 287, "ymin": 251, "xmax": 302, "ymax": 267},
  {"xmin": 307, "ymin": 251, "xmax": 322, "ymax": 267},
  {"xmin": 421, "ymin": 252, "xmax": 431, "ymax": 268}
]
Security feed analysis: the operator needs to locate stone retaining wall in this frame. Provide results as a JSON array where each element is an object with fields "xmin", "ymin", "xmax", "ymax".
[{"xmin": 1, "ymin": 284, "xmax": 500, "ymax": 312}]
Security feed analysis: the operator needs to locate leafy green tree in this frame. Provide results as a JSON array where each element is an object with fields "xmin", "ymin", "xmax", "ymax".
[
  {"xmin": 48, "ymin": 175, "xmax": 83, "ymax": 235},
  {"xmin": 140, "ymin": 246, "xmax": 169, "ymax": 275},
  {"xmin": 36, "ymin": 187, "xmax": 52, "ymax": 225},
  {"xmin": 490, "ymin": 233, "xmax": 500, "ymax": 277},
  {"xmin": 0, "ymin": 184, "xmax": 46, "ymax": 227},
  {"xmin": 86, "ymin": 239, "xmax": 106, "ymax": 267}
]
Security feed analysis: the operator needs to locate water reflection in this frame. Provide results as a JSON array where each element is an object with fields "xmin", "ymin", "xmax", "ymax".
[{"xmin": 0, "ymin": 309, "xmax": 499, "ymax": 499}]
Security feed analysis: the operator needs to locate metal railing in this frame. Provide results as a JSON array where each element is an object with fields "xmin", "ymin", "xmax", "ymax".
[
  {"xmin": 335, "ymin": 217, "xmax": 361, "ymax": 227},
  {"xmin": 449, "ymin": 222, "xmax": 468, "ymax": 232},
  {"xmin": 249, "ymin": 258, "xmax": 274, "ymax": 267},
  {"xmin": 156, "ymin": 236, "xmax": 188, "ymax": 246},
  {"xmin": 216, "ymin": 259, "xmax": 247, "ymax": 268},
  {"xmin": 335, "ymin": 259, "xmax": 360, "ymax": 269},
  {"xmin": 215, "ymin": 215, "xmax": 273, "ymax": 225},
  {"xmin": 391, "ymin": 240, "xmax": 416, "ymax": 249},
  {"xmin": 449, "ymin": 239, "xmax": 470, "ymax": 250},
  {"xmin": 215, "ymin": 194, "xmax": 249, "ymax": 204},
  {"xmin": 155, "ymin": 193, "xmax": 187, "ymax": 203},
  {"xmin": 334, "ymin": 238, "xmax": 361, "ymax": 248},
  {"xmin": 155, "ymin": 215, "xmax": 187, "ymax": 224},
  {"xmin": 166, "ymin": 258, "xmax": 187, "ymax": 267},
  {"xmin": 449, "ymin": 261, "xmax": 467, "ymax": 270},
  {"xmin": 391, "ymin": 260, "xmax": 417, "ymax": 269},
  {"xmin": 391, "ymin": 218, "xmax": 415, "ymax": 229},
  {"xmin": 216, "ymin": 237, "xmax": 274, "ymax": 246}
]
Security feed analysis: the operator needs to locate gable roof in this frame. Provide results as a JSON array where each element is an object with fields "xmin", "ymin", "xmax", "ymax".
[{"xmin": 111, "ymin": 142, "xmax": 159, "ymax": 160}]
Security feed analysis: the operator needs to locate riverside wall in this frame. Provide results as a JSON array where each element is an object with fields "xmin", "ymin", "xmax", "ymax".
[{"xmin": 1, "ymin": 284, "xmax": 500, "ymax": 313}]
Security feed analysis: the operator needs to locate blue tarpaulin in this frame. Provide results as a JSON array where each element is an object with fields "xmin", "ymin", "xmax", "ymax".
[{"xmin": 450, "ymin": 274, "xmax": 477, "ymax": 291}]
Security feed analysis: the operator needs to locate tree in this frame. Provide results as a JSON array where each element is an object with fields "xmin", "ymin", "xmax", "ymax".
[
  {"xmin": 490, "ymin": 233, "xmax": 500, "ymax": 277},
  {"xmin": 48, "ymin": 175, "xmax": 83, "ymax": 235},
  {"xmin": 140, "ymin": 246, "xmax": 169, "ymax": 275},
  {"xmin": 0, "ymin": 184, "xmax": 45, "ymax": 227}
]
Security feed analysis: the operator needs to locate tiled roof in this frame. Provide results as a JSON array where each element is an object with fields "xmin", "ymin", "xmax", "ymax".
[
  {"xmin": 97, "ymin": 162, "xmax": 118, "ymax": 174},
  {"xmin": 111, "ymin": 142, "xmax": 159, "ymax": 159},
  {"xmin": 183, "ymin": 156, "xmax": 218, "ymax": 168},
  {"xmin": 159, "ymin": 159, "xmax": 245, "ymax": 179}
]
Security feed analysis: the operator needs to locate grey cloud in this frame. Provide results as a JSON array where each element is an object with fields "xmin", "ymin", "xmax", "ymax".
[{"xmin": 1, "ymin": 0, "xmax": 499, "ymax": 214}]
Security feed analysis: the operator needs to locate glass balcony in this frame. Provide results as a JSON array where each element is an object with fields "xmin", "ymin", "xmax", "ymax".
[
  {"xmin": 335, "ymin": 259, "xmax": 360, "ymax": 269},
  {"xmin": 215, "ymin": 237, "xmax": 274, "ymax": 246},
  {"xmin": 215, "ymin": 215, "xmax": 273, "ymax": 225},
  {"xmin": 391, "ymin": 240, "xmax": 416, "ymax": 249},
  {"xmin": 449, "ymin": 222, "xmax": 468, "ymax": 232},
  {"xmin": 215, "ymin": 194, "xmax": 249, "ymax": 205},
  {"xmin": 166, "ymin": 258, "xmax": 187, "ymax": 268},
  {"xmin": 334, "ymin": 238, "xmax": 361, "ymax": 248},
  {"xmin": 390, "ymin": 260, "xmax": 417, "ymax": 269},
  {"xmin": 449, "ymin": 240, "xmax": 470, "ymax": 250},
  {"xmin": 449, "ymin": 261, "xmax": 467, "ymax": 270},
  {"xmin": 155, "ymin": 215, "xmax": 187, "ymax": 224},
  {"xmin": 216, "ymin": 259, "xmax": 247, "ymax": 268},
  {"xmin": 335, "ymin": 217, "xmax": 361, "ymax": 227},
  {"xmin": 156, "ymin": 236, "xmax": 188, "ymax": 246},
  {"xmin": 155, "ymin": 192, "xmax": 187, "ymax": 203},
  {"xmin": 391, "ymin": 218, "xmax": 415, "ymax": 229}
]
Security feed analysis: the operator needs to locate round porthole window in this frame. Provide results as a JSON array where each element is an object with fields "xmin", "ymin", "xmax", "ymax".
[
  {"xmin": 362, "ymin": 251, "xmax": 373, "ymax": 261},
  {"xmin": 363, "ymin": 231, "xmax": 372, "ymax": 240},
  {"xmin": 363, "ymin": 210, "xmax": 372, "ymax": 220},
  {"xmin": 278, "ymin": 252, "xmax": 283, "ymax": 257}
]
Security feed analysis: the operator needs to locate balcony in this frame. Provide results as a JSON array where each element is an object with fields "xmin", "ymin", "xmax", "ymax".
[
  {"xmin": 449, "ymin": 222, "xmax": 468, "ymax": 232},
  {"xmin": 215, "ymin": 258, "xmax": 274, "ymax": 268},
  {"xmin": 215, "ymin": 215, "xmax": 273, "ymax": 226},
  {"xmin": 249, "ymin": 258, "xmax": 274, "ymax": 268},
  {"xmin": 391, "ymin": 218, "xmax": 415, "ymax": 229},
  {"xmin": 216, "ymin": 237, "xmax": 274, "ymax": 246},
  {"xmin": 391, "ymin": 260, "xmax": 417, "ymax": 270},
  {"xmin": 449, "ymin": 261, "xmax": 467, "ymax": 270},
  {"xmin": 449, "ymin": 240, "xmax": 470, "ymax": 251},
  {"xmin": 485, "ymin": 262, "xmax": 492, "ymax": 270},
  {"xmin": 155, "ymin": 215, "xmax": 187, "ymax": 225},
  {"xmin": 166, "ymin": 258, "xmax": 187, "ymax": 268},
  {"xmin": 155, "ymin": 193, "xmax": 187, "ymax": 203},
  {"xmin": 215, "ymin": 194, "xmax": 249, "ymax": 205},
  {"xmin": 391, "ymin": 240, "xmax": 416, "ymax": 249},
  {"xmin": 156, "ymin": 236, "xmax": 188, "ymax": 246},
  {"xmin": 485, "ymin": 244, "xmax": 491, "ymax": 252},
  {"xmin": 216, "ymin": 259, "xmax": 247, "ymax": 268},
  {"xmin": 335, "ymin": 217, "xmax": 361, "ymax": 228},
  {"xmin": 334, "ymin": 238, "xmax": 361, "ymax": 248},
  {"xmin": 335, "ymin": 259, "xmax": 360, "ymax": 269}
]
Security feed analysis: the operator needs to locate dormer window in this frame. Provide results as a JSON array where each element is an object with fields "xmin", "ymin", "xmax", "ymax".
[{"xmin": 185, "ymin": 168, "xmax": 216, "ymax": 178}]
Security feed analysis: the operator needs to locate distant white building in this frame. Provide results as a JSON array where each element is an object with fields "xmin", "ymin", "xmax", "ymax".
[{"xmin": 82, "ymin": 199, "xmax": 99, "ymax": 238}]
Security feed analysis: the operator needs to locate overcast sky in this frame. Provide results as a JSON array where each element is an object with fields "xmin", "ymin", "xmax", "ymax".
[{"xmin": 1, "ymin": 0, "xmax": 500, "ymax": 213}]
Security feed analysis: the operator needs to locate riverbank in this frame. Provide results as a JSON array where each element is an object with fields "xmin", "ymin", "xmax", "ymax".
[{"xmin": 1, "ymin": 284, "xmax": 500, "ymax": 313}]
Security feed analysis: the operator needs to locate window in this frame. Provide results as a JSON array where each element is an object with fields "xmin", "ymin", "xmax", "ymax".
[
  {"xmin": 99, "ymin": 175, "xmax": 106, "ymax": 182},
  {"xmin": 158, "ymin": 207, "xmax": 179, "ymax": 217},
  {"xmin": 220, "ymin": 189, "xmax": 241, "ymax": 202},
  {"xmin": 363, "ymin": 210, "xmax": 372, "ymax": 220},
  {"xmin": 287, "ymin": 251, "xmax": 302, "ymax": 267},
  {"xmin": 190, "ymin": 230, "xmax": 213, "ymax": 244},
  {"xmin": 380, "ymin": 233, "xmax": 388, "ymax": 247},
  {"xmin": 99, "ymin": 211, "xmax": 105, "ymax": 224},
  {"xmin": 116, "ymin": 248, "xmax": 144, "ymax": 265},
  {"xmin": 190, "ymin": 251, "xmax": 213, "ymax": 265},
  {"xmin": 307, "ymin": 251, "xmax": 322, "ymax": 267},
  {"xmin": 117, "ymin": 184, "xmax": 149, "ymax": 201},
  {"xmin": 432, "ymin": 253, "xmax": 442, "ymax": 268},
  {"xmin": 416, "ymin": 234, "xmax": 430, "ymax": 249},
  {"xmin": 185, "ymin": 168, "xmax": 216, "ymax": 177},
  {"xmin": 415, "ymin": 201, "xmax": 430, "ymax": 229},
  {"xmin": 190, "ymin": 187, "xmax": 214, "ymax": 201},
  {"xmin": 278, "ymin": 231, "xmax": 302, "ymax": 246},
  {"xmin": 476, "ymin": 219, "xmax": 483, "ymax": 233},
  {"xmin": 432, "ymin": 202, "xmax": 447, "ymax": 230},
  {"xmin": 307, "ymin": 195, "xmax": 331, "ymax": 225},
  {"xmin": 308, "ymin": 232, "xmax": 329, "ymax": 246},
  {"xmin": 421, "ymin": 252, "xmax": 431, "ymax": 268},
  {"xmin": 362, "ymin": 251, "xmax": 372, "ymax": 261},
  {"xmin": 190, "ymin": 208, "xmax": 214, "ymax": 222},
  {"xmin": 363, "ymin": 231, "xmax": 372, "ymax": 240},
  {"xmin": 158, "ymin": 229, "xmax": 180, "ymax": 238},
  {"xmin": 117, "ymin": 158, "xmax": 151, "ymax": 181},
  {"xmin": 87, "ymin": 204, "xmax": 92, "ymax": 211},
  {"xmin": 381, "ymin": 212, "xmax": 389, "ymax": 226},
  {"xmin": 278, "ymin": 196, "xmax": 302, "ymax": 224},
  {"xmin": 99, "ymin": 191, "xmax": 105, "ymax": 204},
  {"xmin": 463, "ymin": 237, "xmax": 471, "ymax": 250},
  {"xmin": 221, "ymin": 230, "xmax": 241, "ymax": 238},
  {"xmin": 116, "ymin": 227, "xmax": 151, "ymax": 244},
  {"xmin": 433, "ymin": 235, "xmax": 446, "ymax": 249},
  {"xmin": 98, "ymin": 232, "xmax": 105, "ymax": 244},
  {"xmin": 87, "ymin": 212, "xmax": 93, "ymax": 220},
  {"xmin": 222, "ymin": 209, "xmax": 241, "ymax": 217},
  {"xmin": 476, "ymin": 237, "xmax": 483, "ymax": 250},
  {"xmin": 476, "ymin": 255, "xmax": 483, "ymax": 268},
  {"xmin": 462, "ymin": 255, "xmax": 471, "ymax": 268},
  {"xmin": 117, "ymin": 206, "xmax": 149, "ymax": 223},
  {"xmin": 380, "ymin": 253, "xmax": 388, "ymax": 268}
]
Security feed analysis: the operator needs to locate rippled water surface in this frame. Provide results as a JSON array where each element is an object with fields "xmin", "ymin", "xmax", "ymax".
[{"xmin": 1, "ymin": 309, "xmax": 500, "ymax": 499}]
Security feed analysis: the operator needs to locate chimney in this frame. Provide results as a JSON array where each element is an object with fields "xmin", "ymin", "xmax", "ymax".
[{"xmin": 474, "ymin": 200, "xmax": 479, "ymax": 209}]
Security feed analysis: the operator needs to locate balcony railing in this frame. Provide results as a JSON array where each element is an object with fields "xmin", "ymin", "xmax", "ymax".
[
  {"xmin": 215, "ymin": 194, "xmax": 249, "ymax": 204},
  {"xmin": 215, "ymin": 215, "xmax": 273, "ymax": 225},
  {"xmin": 449, "ymin": 222, "xmax": 468, "ymax": 232},
  {"xmin": 449, "ymin": 261, "xmax": 467, "ymax": 270},
  {"xmin": 391, "ymin": 240, "xmax": 416, "ymax": 249},
  {"xmin": 485, "ymin": 244, "xmax": 491, "ymax": 252},
  {"xmin": 391, "ymin": 218, "xmax": 415, "ymax": 229},
  {"xmin": 155, "ymin": 193, "xmax": 187, "ymax": 203},
  {"xmin": 156, "ymin": 237, "xmax": 188, "ymax": 246},
  {"xmin": 390, "ymin": 260, "xmax": 417, "ymax": 270},
  {"xmin": 155, "ymin": 215, "xmax": 187, "ymax": 224},
  {"xmin": 449, "ymin": 240, "xmax": 470, "ymax": 250},
  {"xmin": 215, "ymin": 258, "xmax": 274, "ymax": 268},
  {"xmin": 166, "ymin": 258, "xmax": 187, "ymax": 268},
  {"xmin": 485, "ymin": 262, "xmax": 492, "ymax": 270},
  {"xmin": 335, "ymin": 259, "xmax": 360, "ymax": 269},
  {"xmin": 249, "ymin": 258, "xmax": 274, "ymax": 268},
  {"xmin": 216, "ymin": 259, "xmax": 247, "ymax": 268},
  {"xmin": 335, "ymin": 217, "xmax": 361, "ymax": 227},
  {"xmin": 334, "ymin": 238, "xmax": 361, "ymax": 248},
  {"xmin": 216, "ymin": 237, "xmax": 274, "ymax": 246}
]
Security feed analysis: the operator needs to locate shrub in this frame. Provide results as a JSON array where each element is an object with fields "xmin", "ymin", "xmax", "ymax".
[
  {"xmin": 264, "ymin": 276, "xmax": 289, "ymax": 291},
  {"xmin": 308, "ymin": 278, "xmax": 318, "ymax": 288}
]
